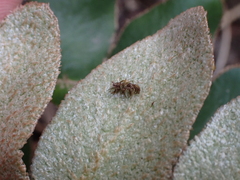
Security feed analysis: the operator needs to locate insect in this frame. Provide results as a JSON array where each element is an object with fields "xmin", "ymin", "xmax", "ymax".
[
  {"xmin": 109, "ymin": 80, "xmax": 140, "ymax": 97},
  {"xmin": 151, "ymin": 102, "xmax": 155, "ymax": 107}
]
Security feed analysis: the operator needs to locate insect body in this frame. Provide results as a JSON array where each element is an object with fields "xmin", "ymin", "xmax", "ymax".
[{"xmin": 110, "ymin": 80, "xmax": 140, "ymax": 97}]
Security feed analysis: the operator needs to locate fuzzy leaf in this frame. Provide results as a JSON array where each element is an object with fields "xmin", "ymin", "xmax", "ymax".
[
  {"xmin": 0, "ymin": 2, "xmax": 61, "ymax": 179},
  {"xmin": 174, "ymin": 96, "xmax": 240, "ymax": 180},
  {"xmin": 32, "ymin": 6, "xmax": 213, "ymax": 179}
]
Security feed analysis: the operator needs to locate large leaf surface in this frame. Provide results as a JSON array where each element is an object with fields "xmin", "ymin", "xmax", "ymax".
[{"xmin": 32, "ymin": 7, "xmax": 213, "ymax": 179}]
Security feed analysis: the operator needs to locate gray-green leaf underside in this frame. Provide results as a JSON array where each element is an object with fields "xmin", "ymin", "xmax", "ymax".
[{"xmin": 32, "ymin": 6, "xmax": 213, "ymax": 179}]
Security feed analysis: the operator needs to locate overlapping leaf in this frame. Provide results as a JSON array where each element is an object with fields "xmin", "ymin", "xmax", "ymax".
[
  {"xmin": 190, "ymin": 66, "xmax": 240, "ymax": 140},
  {"xmin": 0, "ymin": 3, "xmax": 61, "ymax": 179},
  {"xmin": 174, "ymin": 96, "xmax": 240, "ymax": 180}
]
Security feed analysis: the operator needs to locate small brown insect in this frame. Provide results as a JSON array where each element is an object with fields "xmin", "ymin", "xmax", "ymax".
[
  {"xmin": 151, "ymin": 102, "xmax": 155, "ymax": 107},
  {"xmin": 109, "ymin": 80, "xmax": 140, "ymax": 97}
]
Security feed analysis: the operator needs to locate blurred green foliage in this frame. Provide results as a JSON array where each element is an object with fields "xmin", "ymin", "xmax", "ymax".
[{"xmin": 190, "ymin": 67, "xmax": 240, "ymax": 140}]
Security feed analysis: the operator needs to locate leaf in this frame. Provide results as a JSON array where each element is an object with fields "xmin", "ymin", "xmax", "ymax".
[
  {"xmin": 0, "ymin": 2, "xmax": 61, "ymax": 179},
  {"xmin": 110, "ymin": 0, "xmax": 222, "ymax": 57},
  {"xmin": 34, "ymin": 0, "xmax": 115, "ymax": 80},
  {"xmin": 32, "ymin": 6, "xmax": 213, "ymax": 179},
  {"xmin": 190, "ymin": 66, "xmax": 240, "ymax": 140},
  {"xmin": 174, "ymin": 96, "xmax": 240, "ymax": 180}
]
